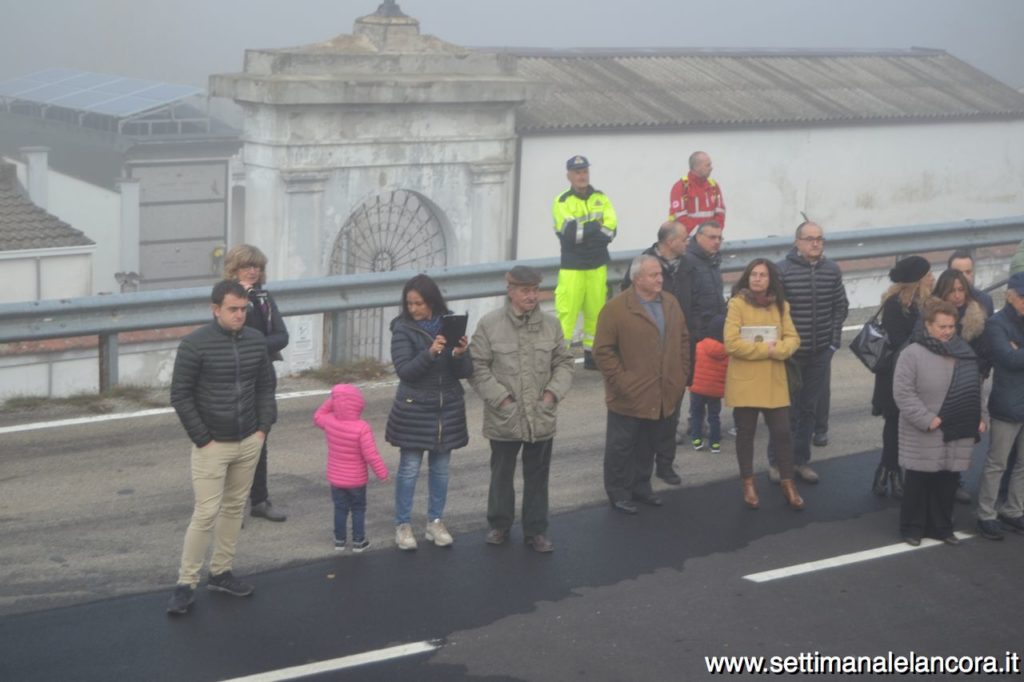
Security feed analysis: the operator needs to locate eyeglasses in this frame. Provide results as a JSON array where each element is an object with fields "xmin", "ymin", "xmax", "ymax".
[{"xmin": 798, "ymin": 237, "xmax": 826, "ymax": 244}]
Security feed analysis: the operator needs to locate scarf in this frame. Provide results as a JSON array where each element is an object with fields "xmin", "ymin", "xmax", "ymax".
[
  {"xmin": 416, "ymin": 316, "xmax": 443, "ymax": 338},
  {"xmin": 912, "ymin": 328, "xmax": 980, "ymax": 443},
  {"xmin": 739, "ymin": 289, "xmax": 778, "ymax": 310}
]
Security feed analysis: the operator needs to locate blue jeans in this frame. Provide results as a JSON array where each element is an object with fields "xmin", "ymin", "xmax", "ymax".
[
  {"xmin": 689, "ymin": 393, "xmax": 722, "ymax": 443},
  {"xmin": 331, "ymin": 486, "xmax": 367, "ymax": 543},
  {"xmin": 394, "ymin": 449, "xmax": 451, "ymax": 525}
]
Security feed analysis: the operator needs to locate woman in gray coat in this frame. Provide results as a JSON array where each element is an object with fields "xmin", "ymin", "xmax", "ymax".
[{"xmin": 893, "ymin": 298, "xmax": 987, "ymax": 546}]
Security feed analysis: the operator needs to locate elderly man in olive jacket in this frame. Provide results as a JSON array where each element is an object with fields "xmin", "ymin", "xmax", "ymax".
[
  {"xmin": 469, "ymin": 266, "xmax": 575, "ymax": 552},
  {"xmin": 595, "ymin": 254, "xmax": 690, "ymax": 514}
]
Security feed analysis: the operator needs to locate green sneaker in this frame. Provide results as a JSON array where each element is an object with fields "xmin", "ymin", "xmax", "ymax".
[
  {"xmin": 710, "ymin": 442, "xmax": 721, "ymax": 454},
  {"xmin": 691, "ymin": 438, "xmax": 705, "ymax": 451}
]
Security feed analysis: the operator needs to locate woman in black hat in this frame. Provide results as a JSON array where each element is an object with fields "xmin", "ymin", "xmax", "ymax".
[{"xmin": 871, "ymin": 255, "xmax": 934, "ymax": 498}]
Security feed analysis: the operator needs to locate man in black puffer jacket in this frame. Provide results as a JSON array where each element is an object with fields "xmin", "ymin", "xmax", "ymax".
[
  {"xmin": 767, "ymin": 221, "xmax": 848, "ymax": 484},
  {"xmin": 166, "ymin": 280, "xmax": 277, "ymax": 616}
]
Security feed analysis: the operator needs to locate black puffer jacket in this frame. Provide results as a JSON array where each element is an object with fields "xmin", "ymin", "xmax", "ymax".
[
  {"xmin": 170, "ymin": 322, "xmax": 277, "ymax": 447},
  {"xmin": 683, "ymin": 239, "xmax": 725, "ymax": 341},
  {"xmin": 385, "ymin": 317, "xmax": 473, "ymax": 452},
  {"xmin": 245, "ymin": 285, "xmax": 289, "ymax": 360},
  {"xmin": 871, "ymin": 295, "xmax": 919, "ymax": 417},
  {"xmin": 776, "ymin": 249, "xmax": 849, "ymax": 358}
]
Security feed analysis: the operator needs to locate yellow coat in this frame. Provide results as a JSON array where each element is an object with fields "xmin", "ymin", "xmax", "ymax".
[{"xmin": 723, "ymin": 293, "xmax": 800, "ymax": 409}]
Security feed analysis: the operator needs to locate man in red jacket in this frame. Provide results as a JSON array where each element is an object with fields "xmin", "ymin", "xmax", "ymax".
[{"xmin": 668, "ymin": 151, "xmax": 726, "ymax": 235}]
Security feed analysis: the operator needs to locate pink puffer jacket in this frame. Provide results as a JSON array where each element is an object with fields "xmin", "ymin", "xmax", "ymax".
[{"xmin": 314, "ymin": 384, "xmax": 389, "ymax": 488}]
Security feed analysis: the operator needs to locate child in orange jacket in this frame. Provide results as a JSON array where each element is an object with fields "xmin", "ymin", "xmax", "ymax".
[{"xmin": 689, "ymin": 314, "xmax": 728, "ymax": 453}]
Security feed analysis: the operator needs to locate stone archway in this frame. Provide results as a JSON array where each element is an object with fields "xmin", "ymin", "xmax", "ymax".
[{"xmin": 327, "ymin": 189, "xmax": 448, "ymax": 362}]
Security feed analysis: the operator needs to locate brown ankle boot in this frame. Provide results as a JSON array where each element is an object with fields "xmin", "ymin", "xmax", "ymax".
[
  {"xmin": 742, "ymin": 477, "xmax": 759, "ymax": 509},
  {"xmin": 780, "ymin": 479, "xmax": 805, "ymax": 510}
]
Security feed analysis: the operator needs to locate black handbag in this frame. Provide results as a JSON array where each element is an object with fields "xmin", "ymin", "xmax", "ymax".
[{"xmin": 849, "ymin": 304, "xmax": 892, "ymax": 373}]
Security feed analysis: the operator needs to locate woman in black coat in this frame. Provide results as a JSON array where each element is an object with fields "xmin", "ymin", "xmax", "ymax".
[
  {"xmin": 871, "ymin": 256, "xmax": 933, "ymax": 498},
  {"xmin": 386, "ymin": 274, "xmax": 471, "ymax": 551},
  {"xmin": 225, "ymin": 244, "xmax": 289, "ymax": 522}
]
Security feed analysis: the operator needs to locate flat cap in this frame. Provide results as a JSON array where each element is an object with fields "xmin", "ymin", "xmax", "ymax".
[{"xmin": 506, "ymin": 265, "xmax": 543, "ymax": 286}]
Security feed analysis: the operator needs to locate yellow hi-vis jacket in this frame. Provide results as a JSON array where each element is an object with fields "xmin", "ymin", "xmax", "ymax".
[{"xmin": 552, "ymin": 186, "xmax": 618, "ymax": 269}]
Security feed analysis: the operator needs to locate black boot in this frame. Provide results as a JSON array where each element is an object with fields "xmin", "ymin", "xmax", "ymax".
[
  {"xmin": 871, "ymin": 464, "xmax": 888, "ymax": 497},
  {"xmin": 583, "ymin": 350, "xmax": 598, "ymax": 370},
  {"xmin": 888, "ymin": 469, "xmax": 904, "ymax": 500}
]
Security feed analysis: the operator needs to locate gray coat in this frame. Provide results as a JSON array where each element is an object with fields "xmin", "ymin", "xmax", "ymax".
[
  {"xmin": 893, "ymin": 343, "xmax": 984, "ymax": 472},
  {"xmin": 469, "ymin": 302, "xmax": 575, "ymax": 442}
]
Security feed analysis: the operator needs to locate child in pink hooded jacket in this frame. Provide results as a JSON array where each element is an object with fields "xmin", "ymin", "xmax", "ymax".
[{"xmin": 314, "ymin": 384, "xmax": 390, "ymax": 552}]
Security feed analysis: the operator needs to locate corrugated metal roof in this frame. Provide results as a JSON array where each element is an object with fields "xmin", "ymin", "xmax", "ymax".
[
  {"xmin": 0, "ymin": 163, "xmax": 93, "ymax": 252},
  {"xmin": 505, "ymin": 48, "xmax": 1024, "ymax": 132}
]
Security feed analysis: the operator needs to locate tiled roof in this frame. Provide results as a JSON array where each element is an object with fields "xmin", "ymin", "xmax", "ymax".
[
  {"xmin": 0, "ymin": 162, "xmax": 94, "ymax": 251},
  {"xmin": 504, "ymin": 48, "xmax": 1024, "ymax": 132}
]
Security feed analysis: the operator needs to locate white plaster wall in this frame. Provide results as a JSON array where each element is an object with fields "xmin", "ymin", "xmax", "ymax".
[
  {"xmin": 0, "ymin": 260, "xmax": 39, "ymax": 302},
  {"xmin": 38, "ymin": 254, "xmax": 92, "ymax": 300},
  {"xmin": 7, "ymin": 158, "xmax": 121, "ymax": 294},
  {"xmin": 516, "ymin": 120, "xmax": 1024, "ymax": 259},
  {"xmin": 0, "ymin": 340, "xmax": 178, "ymax": 400},
  {"xmin": 0, "ymin": 253, "xmax": 91, "ymax": 302}
]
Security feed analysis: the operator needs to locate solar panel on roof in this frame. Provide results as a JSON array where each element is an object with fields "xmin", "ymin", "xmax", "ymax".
[{"xmin": 0, "ymin": 68, "xmax": 202, "ymax": 119}]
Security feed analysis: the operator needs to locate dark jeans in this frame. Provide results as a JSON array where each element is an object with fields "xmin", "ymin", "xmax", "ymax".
[
  {"xmin": 689, "ymin": 394, "xmax": 722, "ymax": 443},
  {"xmin": 488, "ymin": 439, "xmax": 553, "ymax": 536},
  {"xmin": 880, "ymin": 411, "xmax": 900, "ymax": 471},
  {"xmin": 815, "ymin": 358, "xmax": 832, "ymax": 436},
  {"xmin": 734, "ymin": 406, "xmax": 794, "ymax": 480},
  {"xmin": 768, "ymin": 349, "xmax": 831, "ymax": 466},
  {"xmin": 605, "ymin": 410, "xmax": 670, "ymax": 502},
  {"xmin": 331, "ymin": 486, "xmax": 367, "ymax": 543},
  {"xmin": 900, "ymin": 470, "xmax": 958, "ymax": 540},
  {"xmin": 249, "ymin": 437, "xmax": 270, "ymax": 504}
]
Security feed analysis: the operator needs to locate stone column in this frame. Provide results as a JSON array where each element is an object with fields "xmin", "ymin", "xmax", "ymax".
[
  {"xmin": 469, "ymin": 161, "xmax": 514, "ymax": 264},
  {"xmin": 280, "ymin": 170, "xmax": 330, "ymax": 372}
]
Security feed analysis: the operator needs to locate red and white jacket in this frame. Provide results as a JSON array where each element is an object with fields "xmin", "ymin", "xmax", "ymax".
[{"xmin": 668, "ymin": 172, "xmax": 726, "ymax": 234}]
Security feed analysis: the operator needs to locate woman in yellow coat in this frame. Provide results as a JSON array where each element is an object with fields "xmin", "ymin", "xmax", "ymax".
[{"xmin": 724, "ymin": 258, "xmax": 805, "ymax": 510}]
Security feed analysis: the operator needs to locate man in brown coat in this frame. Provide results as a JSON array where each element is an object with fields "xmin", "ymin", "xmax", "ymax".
[{"xmin": 594, "ymin": 254, "xmax": 690, "ymax": 513}]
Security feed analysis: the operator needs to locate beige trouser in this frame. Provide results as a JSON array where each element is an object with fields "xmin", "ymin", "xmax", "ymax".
[{"xmin": 176, "ymin": 433, "xmax": 262, "ymax": 587}]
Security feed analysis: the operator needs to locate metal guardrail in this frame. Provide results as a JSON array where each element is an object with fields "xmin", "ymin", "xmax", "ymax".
[{"xmin": 0, "ymin": 215, "xmax": 1021, "ymax": 389}]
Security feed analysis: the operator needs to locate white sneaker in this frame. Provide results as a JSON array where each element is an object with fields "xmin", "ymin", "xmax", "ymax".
[
  {"xmin": 768, "ymin": 465, "xmax": 781, "ymax": 484},
  {"xmin": 395, "ymin": 523, "xmax": 417, "ymax": 551},
  {"xmin": 425, "ymin": 519, "xmax": 454, "ymax": 547},
  {"xmin": 795, "ymin": 464, "xmax": 820, "ymax": 484}
]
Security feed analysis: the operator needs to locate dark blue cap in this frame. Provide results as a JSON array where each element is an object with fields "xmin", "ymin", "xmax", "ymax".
[
  {"xmin": 1008, "ymin": 271, "xmax": 1024, "ymax": 295},
  {"xmin": 566, "ymin": 155, "xmax": 590, "ymax": 170}
]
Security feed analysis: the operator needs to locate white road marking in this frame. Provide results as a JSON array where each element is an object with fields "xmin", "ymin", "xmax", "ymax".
[
  {"xmin": 220, "ymin": 640, "xmax": 441, "ymax": 681},
  {"xmin": 743, "ymin": 532, "xmax": 974, "ymax": 583},
  {"xmin": 0, "ymin": 388, "xmax": 339, "ymax": 435}
]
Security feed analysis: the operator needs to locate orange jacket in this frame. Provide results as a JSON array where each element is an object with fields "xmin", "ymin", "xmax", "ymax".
[{"xmin": 690, "ymin": 337, "xmax": 728, "ymax": 398}]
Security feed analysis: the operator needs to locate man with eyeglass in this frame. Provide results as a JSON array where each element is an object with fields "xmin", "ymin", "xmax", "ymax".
[{"xmin": 766, "ymin": 221, "xmax": 848, "ymax": 483}]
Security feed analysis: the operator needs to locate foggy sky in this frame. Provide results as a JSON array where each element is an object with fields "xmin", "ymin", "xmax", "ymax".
[{"xmin": 1, "ymin": 0, "xmax": 1022, "ymax": 90}]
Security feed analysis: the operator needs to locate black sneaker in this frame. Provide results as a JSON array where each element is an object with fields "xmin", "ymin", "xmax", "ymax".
[
  {"xmin": 998, "ymin": 514, "xmax": 1024, "ymax": 533},
  {"xmin": 583, "ymin": 350, "xmax": 598, "ymax": 371},
  {"xmin": 351, "ymin": 538, "xmax": 370, "ymax": 553},
  {"xmin": 166, "ymin": 584, "xmax": 195, "ymax": 615},
  {"xmin": 812, "ymin": 432, "xmax": 829, "ymax": 447},
  {"xmin": 206, "ymin": 571, "xmax": 254, "ymax": 596},
  {"xmin": 976, "ymin": 519, "xmax": 1005, "ymax": 541},
  {"xmin": 656, "ymin": 467, "xmax": 682, "ymax": 486}
]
